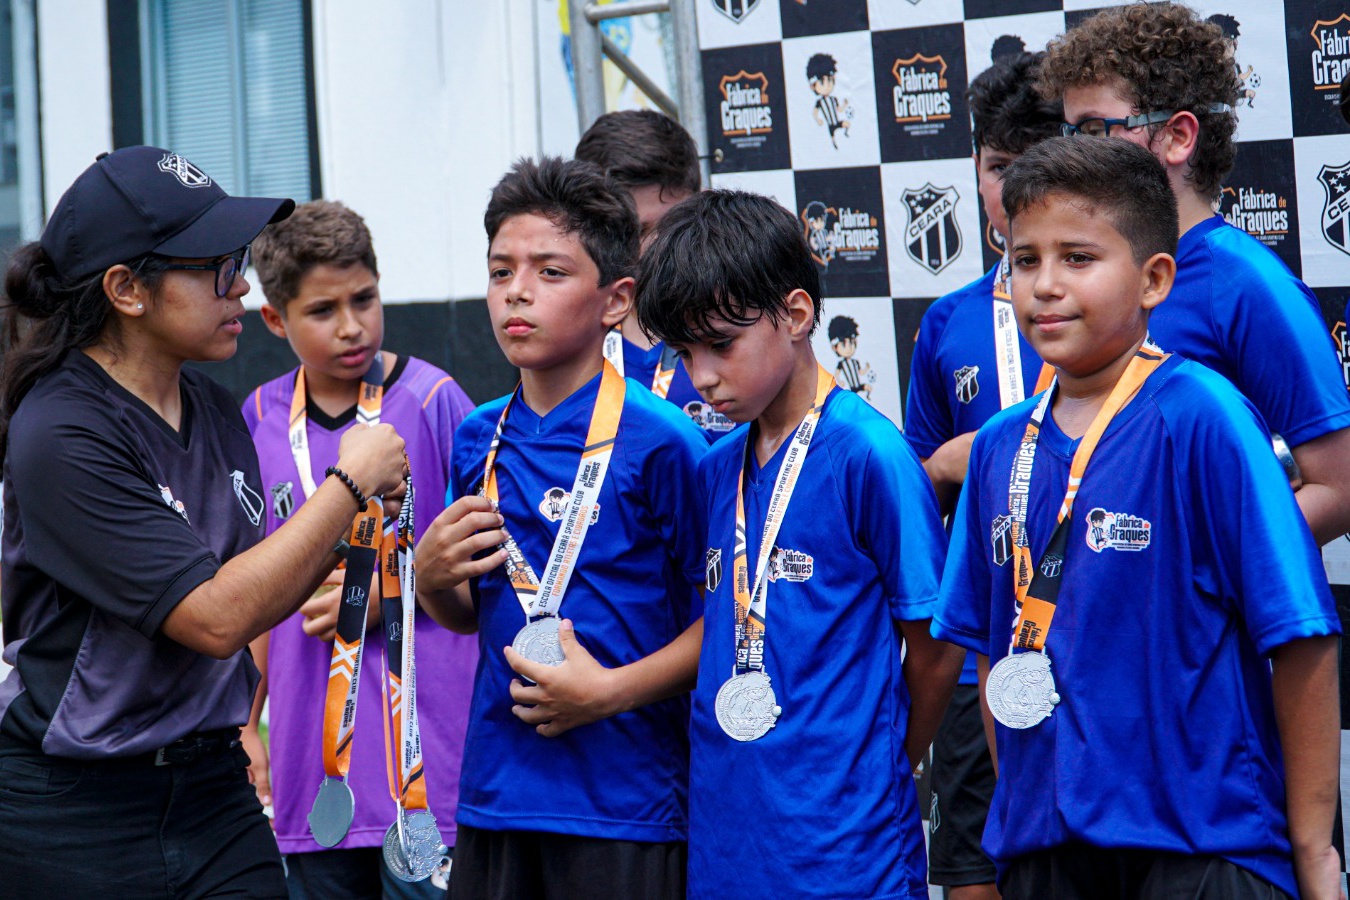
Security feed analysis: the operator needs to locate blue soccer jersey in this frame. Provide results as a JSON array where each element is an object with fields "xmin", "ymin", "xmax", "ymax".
[
  {"xmin": 690, "ymin": 389, "xmax": 946, "ymax": 900},
  {"xmin": 905, "ymin": 263, "xmax": 1045, "ymax": 687},
  {"xmin": 448, "ymin": 371, "xmax": 707, "ymax": 842},
  {"xmin": 1154, "ymin": 215, "xmax": 1350, "ymax": 447},
  {"xmin": 618, "ymin": 336, "xmax": 736, "ymax": 442},
  {"xmin": 933, "ymin": 356, "xmax": 1340, "ymax": 896}
]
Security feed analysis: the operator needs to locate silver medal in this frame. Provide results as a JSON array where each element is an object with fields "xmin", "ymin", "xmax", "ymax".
[
  {"xmin": 383, "ymin": 809, "xmax": 447, "ymax": 882},
  {"xmin": 985, "ymin": 650, "xmax": 1060, "ymax": 730},
  {"xmin": 512, "ymin": 617, "xmax": 566, "ymax": 668},
  {"xmin": 715, "ymin": 671, "xmax": 782, "ymax": 742},
  {"xmin": 307, "ymin": 776, "xmax": 355, "ymax": 848}
]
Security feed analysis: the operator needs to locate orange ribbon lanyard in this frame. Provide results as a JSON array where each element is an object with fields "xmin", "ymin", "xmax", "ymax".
[
  {"xmin": 730, "ymin": 366, "xmax": 834, "ymax": 677},
  {"xmin": 992, "ymin": 254, "xmax": 1054, "ymax": 408},
  {"xmin": 1005, "ymin": 341, "xmax": 1166, "ymax": 654},
  {"xmin": 481, "ymin": 361, "xmax": 626, "ymax": 620},
  {"xmin": 314, "ymin": 357, "xmax": 385, "ymax": 789},
  {"xmin": 602, "ymin": 324, "xmax": 679, "ymax": 398},
  {"xmin": 379, "ymin": 472, "xmax": 428, "ymax": 812}
]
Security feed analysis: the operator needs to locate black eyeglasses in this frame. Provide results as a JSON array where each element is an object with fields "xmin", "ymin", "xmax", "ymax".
[
  {"xmin": 1060, "ymin": 103, "xmax": 1233, "ymax": 138},
  {"xmin": 162, "ymin": 245, "xmax": 250, "ymax": 297}
]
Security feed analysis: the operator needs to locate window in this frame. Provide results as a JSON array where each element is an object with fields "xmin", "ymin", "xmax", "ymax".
[{"xmin": 140, "ymin": 0, "xmax": 316, "ymax": 200}]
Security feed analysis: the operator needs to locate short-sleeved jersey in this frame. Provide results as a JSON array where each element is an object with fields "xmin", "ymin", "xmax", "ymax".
[
  {"xmin": 904, "ymin": 263, "xmax": 1045, "ymax": 686},
  {"xmin": 1153, "ymin": 215, "xmax": 1350, "ymax": 448},
  {"xmin": 932, "ymin": 356, "xmax": 1340, "ymax": 896},
  {"xmin": 243, "ymin": 356, "xmax": 477, "ymax": 854},
  {"xmin": 690, "ymin": 389, "xmax": 946, "ymax": 900},
  {"xmin": 449, "ymin": 372, "xmax": 708, "ymax": 842},
  {"xmin": 618, "ymin": 336, "xmax": 735, "ymax": 443},
  {"xmin": 0, "ymin": 351, "xmax": 265, "ymax": 758}
]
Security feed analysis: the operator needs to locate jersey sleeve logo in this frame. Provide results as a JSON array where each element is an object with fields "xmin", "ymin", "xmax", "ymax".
[
  {"xmin": 1085, "ymin": 508, "xmax": 1152, "ymax": 553},
  {"xmin": 706, "ymin": 547, "xmax": 723, "ymax": 592},
  {"xmin": 159, "ymin": 484, "xmax": 189, "ymax": 522},
  {"xmin": 231, "ymin": 470, "xmax": 264, "ymax": 527},
  {"xmin": 954, "ymin": 365, "xmax": 979, "ymax": 404},
  {"xmin": 271, "ymin": 481, "xmax": 295, "ymax": 520},
  {"xmin": 991, "ymin": 513, "xmax": 1012, "ymax": 566}
]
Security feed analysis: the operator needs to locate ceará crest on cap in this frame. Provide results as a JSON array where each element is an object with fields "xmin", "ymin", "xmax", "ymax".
[{"xmin": 157, "ymin": 153, "xmax": 212, "ymax": 189}]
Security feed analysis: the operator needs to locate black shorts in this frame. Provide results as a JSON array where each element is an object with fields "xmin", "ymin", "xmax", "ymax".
[
  {"xmin": 928, "ymin": 682, "xmax": 998, "ymax": 886},
  {"xmin": 0, "ymin": 739, "xmax": 286, "ymax": 898},
  {"xmin": 285, "ymin": 846, "xmax": 454, "ymax": 899},
  {"xmin": 449, "ymin": 824, "xmax": 685, "ymax": 900},
  {"xmin": 1002, "ymin": 844, "xmax": 1291, "ymax": 900}
]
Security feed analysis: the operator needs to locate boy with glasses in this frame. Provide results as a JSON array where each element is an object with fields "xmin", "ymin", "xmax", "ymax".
[{"xmin": 1039, "ymin": 1, "xmax": 1350, "ymax": 546}]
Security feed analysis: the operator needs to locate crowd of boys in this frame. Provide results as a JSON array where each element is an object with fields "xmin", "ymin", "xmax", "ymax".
[{"xmin": 234, "ymin": 5, "xmax": 1347, "ymax": 898}]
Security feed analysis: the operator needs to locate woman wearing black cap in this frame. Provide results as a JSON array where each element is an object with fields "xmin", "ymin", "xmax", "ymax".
[{"xmin": 0, "ymin": 146, "xmax": 407, "ymax": 896}]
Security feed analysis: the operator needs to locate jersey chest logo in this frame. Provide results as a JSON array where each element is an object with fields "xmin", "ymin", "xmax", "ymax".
[
  {"xmin": 537, "ymin": 487, "xmax": 600, "ymax": 524},
  {"xmin": 954, "ymin": 365, "xmax": 979, "ymax": 404},
  {"xmin": 271, "ymin": 481, "xmax": 295, "ymax": 520},
  {"xmin": 231, "ymin": 470, "xmax": 264, "ymax": 527},
  {"xmin": 1085, "ymin": 507, "xmax": 1152, "ymax": 553},
  {"xmin": 683, "ymin": 400, "xmax": 735, "ymax": 433},
  {"xmin": 767, "ymin": 547, "xmax": 814, "ymax": 583}
]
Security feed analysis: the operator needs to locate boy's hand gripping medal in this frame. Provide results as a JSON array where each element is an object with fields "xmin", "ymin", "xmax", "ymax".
[
  {"xmin": 378, "ymin": 475, "xmax": 448, "ymax": 882},
  {"xmin": 307, "ymin": 357, "xmax": 385, "ymax": 847},
  {"xmin": 715, "ymin": 366, "xmax": 834, "ymax": 742},
  {"xmin": 986, "ymin": 341, "xmax": 1165, "ymax": 730},
  {"xmin": 481, "ymin": 361, "xmax": 626, "ymax": 676}
]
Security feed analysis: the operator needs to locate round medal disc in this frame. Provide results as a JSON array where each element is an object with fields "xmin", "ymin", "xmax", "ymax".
[
  {"xmin": 714, "ymin": 671, "xmax": 782, "ymax": 742},
  {"xmin": 985, "ymin": 650, "xmax": 1060, "ymax": 730},
  {"xmin": 307, "ymin": 776, "xmax": 355, "ymax": 848},
  {"xmin": 512, "ymin": 617, "xmax": 566, "ymax": 669},
  {"xmin": 383, "ymin": 809, "xmax": 446, "ymax": 882}
]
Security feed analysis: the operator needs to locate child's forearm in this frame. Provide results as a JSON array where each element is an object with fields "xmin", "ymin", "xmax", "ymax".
[
  {"xmin": 1271, "ymin": 636, "xmax": 1340, "ymax": 857},
  {"xmin": 608, "ymin": 616, "xmax": 702, "ymax": 714},
  {"xmin": 899, "ymin": 620, "xmax": 964, "ymax": 770},
  {"xmin": 416, "ymin": 581, "xmax": 479, "ymax": 634},
  {"xmin": 975, "ymin": 653, "xmax": 998, "ymax": 775}
]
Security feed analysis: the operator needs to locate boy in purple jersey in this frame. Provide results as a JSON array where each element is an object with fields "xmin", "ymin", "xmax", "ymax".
[
  {"xmin": 905, "ymin": 51, "xmax": 1061, "ymax": 900},
  {"xmin": 1040, "ymin": 2, "xmax": 1350, "ymax": 544},
  {"xmin": 415, "ymin": 157, "xmax": 706, "ymax": 899},
  {"xmin": 935, "ymin": 136, "xmax": 1340, "ymax": 899},
  {"xmin": 575, "ymin": 110, "xmax": 736, "ymax": 441},
  {"xmin": 240, "ymin": 200, "xmax": 477, "ymax": 899}
]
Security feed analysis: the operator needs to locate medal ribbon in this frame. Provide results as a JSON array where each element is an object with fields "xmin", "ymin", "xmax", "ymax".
[
  {"xmin": 311, "ymin": 358, "xmax": 388, "ymax": 820},
  {"xmin": 730, "ymin": 366, "xmax": 835, "ymax": 677},
  {"xmin": 481, "ymin": 361, "xmax": 626, "ymax": 619},
  {"xmin": 1004, "ymin": 341, "xmax": 1166, "ymax": 654},
  {"xmin": 602, "ymin": 325, "xmax": 679, "ymax": 397},
  {"xmin": 379, "ymin": 475, "xmax": 429, "ymax": 814},
  {"xmin": 993, "ymin": 254, "xmax": 1054, "ymax": 408}
]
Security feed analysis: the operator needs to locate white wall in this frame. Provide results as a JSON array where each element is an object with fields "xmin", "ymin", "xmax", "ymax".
[
  {"xmin": 308, "ymin": 0, "xmax": 542, "ymax": 305},
  {"xmin": 37, "ymin": 0, "xmax": 113, "ymax": 220}
]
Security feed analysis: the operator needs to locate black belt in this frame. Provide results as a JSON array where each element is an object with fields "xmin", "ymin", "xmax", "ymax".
[{"xmin": 152, "ymin": 728, "xmax": 242, "ymax": 767}]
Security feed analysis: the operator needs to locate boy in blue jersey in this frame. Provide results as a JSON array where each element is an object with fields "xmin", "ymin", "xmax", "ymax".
[
  {"xmin": 933, "ymin": 136, "xmax": 1342, "ymax": 899},
  {"xmin": 415, "ymin": 156, "xmax": 707, "ymax": 899},
  {"xmin": 574, "ymin": 110, "xmax": 735, "ymax": 441},
  {"xmin": 1040, "ymin": 2, "xmax": 1350, "ymax": 544},
  {"xmin": 637, "ymin": 189, "xmax": 963, "ymax": 899},
  {"xmin": 904, "ymin": 52, "xmax": 1062, "ymax": 900}
]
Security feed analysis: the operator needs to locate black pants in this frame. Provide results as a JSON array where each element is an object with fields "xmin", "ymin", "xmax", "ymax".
[
  {"xmin": 449, "ymin": 824, "xmax": 685, "ymax": 900},
  {"xmin": 1002, "ymin": 844, "xmax": 1291, "ymax": 900},
  {"xmin": 0, "ymin": 742, "xmax": 285, "ymax": 898}
]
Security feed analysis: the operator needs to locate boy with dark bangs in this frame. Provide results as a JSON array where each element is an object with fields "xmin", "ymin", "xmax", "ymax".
[
  {"xmin": 904, "ymin": 51, "xmax": 1062, "ymax": 899},
  {"xmin": 415, "ymin": 156, "xmax": 707, "ymax": 899},
  {"xmin": 1039, "ymin": 2, "xmax": 1350, "ymax": 545},
  {"xmin": 934, "ymin": 137, "xmax": 1341, "ymax": 900},
  {"xmin": 637, "ymin": 189, "xmax": 961, "ymax": 898}
]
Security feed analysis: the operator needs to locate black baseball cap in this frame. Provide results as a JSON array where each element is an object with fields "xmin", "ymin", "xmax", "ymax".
[{"xmin": 40, "ymin": 145, "xmax": 295, "ymax": 281}]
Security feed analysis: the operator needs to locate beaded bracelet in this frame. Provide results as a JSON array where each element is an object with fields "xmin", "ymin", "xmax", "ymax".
[{"xmin": 325, "ymin": 466, "xmax": 368, "ymax": 509}]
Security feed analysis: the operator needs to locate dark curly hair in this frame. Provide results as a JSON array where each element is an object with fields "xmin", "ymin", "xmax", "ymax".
[
  {"xmin": 485, "ymin": 156, "xmax": 638, "ymax": 287},
  {"xmin": 969, "ymin": 52, "xmax": 1062, "ymax": 156},
  {"xmin": 1037, "ymin": 2, "xmax": 1239, "ymax": 201}
]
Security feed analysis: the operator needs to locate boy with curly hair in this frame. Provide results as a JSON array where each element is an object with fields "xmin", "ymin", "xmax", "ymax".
[{"xmin": 1039, "ymin": 1, "xmax": 1350, "ymax": 545}]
